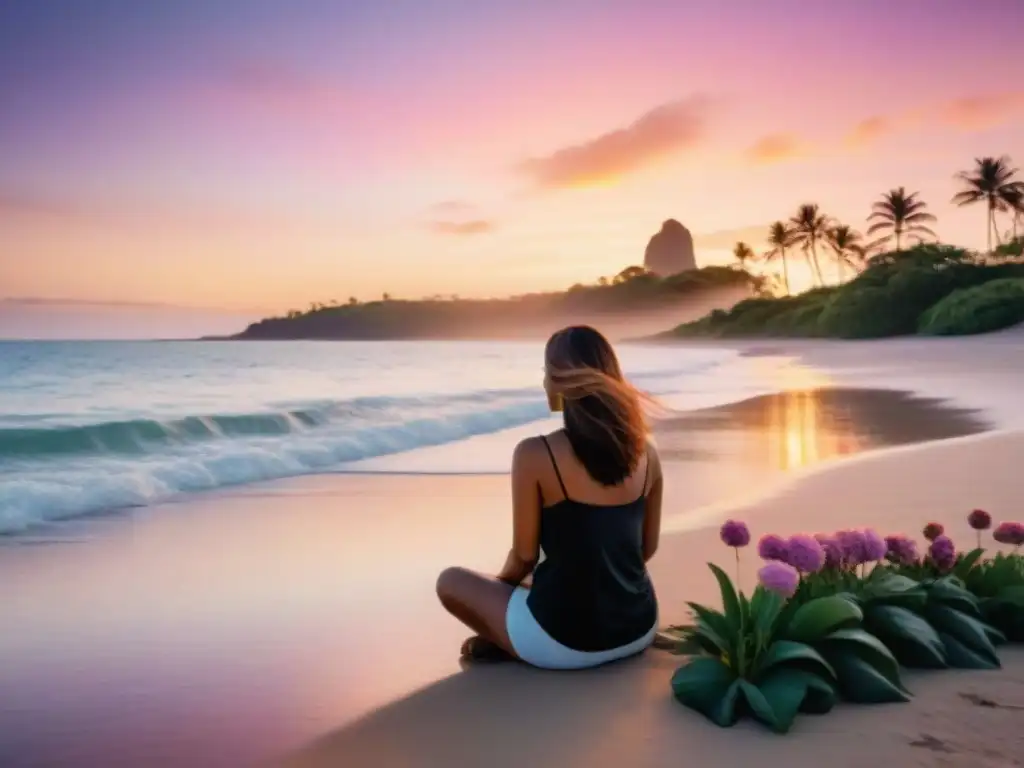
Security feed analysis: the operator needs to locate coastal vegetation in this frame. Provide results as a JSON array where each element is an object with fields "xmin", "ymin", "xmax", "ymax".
[
  {"xmin": 236, "ymin": 265, "xmax": 759, "ymax": 340},
  {"xmin": 665, "ymin": 512, "xmax": 1024, "ymax": 733},
  {"xmin": 676, "ymin": 155, "xmax": 1024, "ymax": 339}
]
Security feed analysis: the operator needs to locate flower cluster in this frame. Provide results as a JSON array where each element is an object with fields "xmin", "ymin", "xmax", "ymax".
[
  {"xmin": 884, "ymin": 534, "xmax": 919, "ymax": 566},
  {"xmin": 993, "ymin": 521, "xmax": 1024, "ymax": 547},
  {"xmin": 719, "ymin": 509, "xmax": 1023, "ymax": 601}
]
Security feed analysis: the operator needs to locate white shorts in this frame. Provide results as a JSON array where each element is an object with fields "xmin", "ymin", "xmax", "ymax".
[{"xmin": 504, "ymin": 587, "xmax": 657, "ymax": 670}]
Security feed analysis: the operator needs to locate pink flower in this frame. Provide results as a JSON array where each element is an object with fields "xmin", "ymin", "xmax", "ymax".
[
  {"xmin": 884, "ymin": 534, "xmax": 919, "ymax": 566},
  {"xmin": 720, "ymin": 520, "xmax": 750, "ymax": 548},
  {"xmin": 758, "ymin": 534, "xmax": 789, "ymax": 562},
  {"xmin": 967, "ymin": 509, "xmax": 992, "ymax": 531},
  {"xmin": 863, "ymin": 529, "xmax": 888, "ymax": 562},
  {"xmin": 929, "ymin": 535, "xmax": 956, "ymax": 571},
  {"xmin": 993, "ymin": 521, "xmax": 1024, "ymax": 547},
  {"xmin": 758, "ymin": 561, "xmax": 800, "ymax": 598},
  {"xmin": 814, "ymin": 534, "xmax": 843, "ymax": 569},
  {"xmin": 786, "ymin": 534, "xmax": 825, "ymax": 573},
  {"xmin": 836, "ymin": 529, "xmax": 867, "ymax": 566},
  {"xmin": 923, "ymin": 522, "xmax": 944, "ymax": 542}
]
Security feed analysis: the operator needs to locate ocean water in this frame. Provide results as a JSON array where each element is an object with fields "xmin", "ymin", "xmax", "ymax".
[{"xmin": 0, "ymin": 340, "xmax": 783, "ymax": 535}]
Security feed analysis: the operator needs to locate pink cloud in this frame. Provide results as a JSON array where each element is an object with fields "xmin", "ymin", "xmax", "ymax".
[
  {"xmin": 937, "ymin": 92, "xmax": 1024, "ymax": 130},
  {"xmin": 844, "ymin": 116, "xmax": 891, "ymax": 147},
  {"xmin": 520, "ymin": 96, "xmax": 711, "ymax": 189}
]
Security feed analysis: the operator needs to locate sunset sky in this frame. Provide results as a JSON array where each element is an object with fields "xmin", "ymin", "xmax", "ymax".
[{"xmin": 2, "ymin": 0, "xmax": 1024, "ymax": 328}]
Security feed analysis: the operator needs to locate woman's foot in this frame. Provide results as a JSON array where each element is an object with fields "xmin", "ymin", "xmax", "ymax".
[{"xmin": 460, "ymin": 635, "xmax": 515, "ymax": 662}]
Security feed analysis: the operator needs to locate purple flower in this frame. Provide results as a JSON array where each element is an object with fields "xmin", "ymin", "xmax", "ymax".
[
  {"xmin": 923, "ymin": 522, "xmax": 944, "ymax": 542},
  {"xmin": 929, "ymin": 534, "xmax": 956, "ymax": 571},
  {"xmin": 720, "ymin": 520, "xmax": 750, "ymax": 549},
  {"xmin": 786, "ymin": 534, "xmax": 825, "ymax": 573},
  {"xmin": 993, "ymin": 521, "xmax": 1024, "ymax": 547},
  {"xmin": 967, "ymin": 509, "xmax": 992, "ymax": 531},
  {"xmin": 885, "ymin": 534, "xmax": 919, "ymax": 566},
  {"xmin": 758, "ymin": 534, "xmax": 789, "ymax": 562},
  {"xmin": 863, "ymin": 529, "xmax": 888, "ymax": 562},
  {"xmin": 836, "ymin": 529, "xmax": 868, "ymax": 566},
  {"xmin": 758, "ymin": 561, "xmax": 800, "ymax": 598},
  {"xmin": 815, "ymin": 534, "xmax": 843, "ymax": 569}
]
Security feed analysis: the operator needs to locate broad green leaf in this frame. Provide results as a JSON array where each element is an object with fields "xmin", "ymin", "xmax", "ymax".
[
  {"xmin": 994, "ymin": 584, "xmax": 1024, "ymax": 605},
  {"xmin": 937, "ymin": 631, "xmax": 1000, "ymax": 670},
  {"xmin": 924, "ymin": 604, "xmax": 1000, "ymax": 668},
  {"xmin": 757, "ymin": 640, "xmax": 835, "ymax": 681},
  {"xmin": 711, "ymin": 679, "xmax": 742, "ymax": 728},
  {"xmin": 708, "ymin": 563, "xmax": 743, "ymax": 632},
  {"xmin": 785, "ymin": 596, "xmax": 863, "ymax": 643},
  {"xmin": 759, "ymin": 667, "xmax": 837, "ymax": 722},
  {"xmin": 751, "ymin": 673, "xmax": 805, "ymax": 733},
  {"xmin": 737, "ymin": 680, "xmax": 783, "ymax": 733},
  {"xmin": 671, "ymin": 657, "xmax": 739, "ymax": 726},
  {"xmin": 823, "ymin": 652, "xmax": 911, "ymax": 704},
  {"xmin": 863, "ymin": 604, "xmax": 947, "ymax": 668},
  {"xmin": 868, "ymin": 573, "xmax": 920, "ymax": 595},
  {"xmin": 819, "ymin": 628, "xmax": 904, "ymax": 689},
  {"xmin": 799, "ymin": 673, "xmax": 839, "ymax": 715},
  {"xmin": 928, "ymin": 577, "xmax": 981, "ymax": 617}
]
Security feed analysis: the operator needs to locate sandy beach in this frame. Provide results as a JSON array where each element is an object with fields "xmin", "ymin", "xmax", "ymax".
[{"xmin": 2, "ymin": 335, "xmax": 1024, "ymax": 767}]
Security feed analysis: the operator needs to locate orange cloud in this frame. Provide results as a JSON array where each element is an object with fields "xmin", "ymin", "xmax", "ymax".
[
  {"xmin": 937, "ymin": 92, "xmax": 1024, "ymax": 130},
  {"xmin": 427, "ymin": 200, "xmax": 478, "ymax": 216},
  {"xmin": 844, "ymin": 116, "xmax": 891, "ymax": 147},
  {"xmin": 520, "ymin": 96, "xmax": 710, "ymax": 189},
  {"xmin": 744, "ymin": 134, "xmax": 802, "ymax": 164},
  {"xmin": 429, "ymin": 219, "xmax": 495, "ymax": 236}
]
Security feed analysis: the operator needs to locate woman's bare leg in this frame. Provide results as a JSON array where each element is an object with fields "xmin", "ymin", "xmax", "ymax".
[{"xmin": 435, "ymin": 567, "xmax": 519, "ymax": 658}]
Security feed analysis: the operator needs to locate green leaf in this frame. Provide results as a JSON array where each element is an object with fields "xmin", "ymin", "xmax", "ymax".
[
  {"xmin": 954, "ymin": 548, "xmax": 985, "ymax": 579},
  {"xmin": 737, "ymin": 680, "xmax": 784, "ymax": 733},
  {"xmin": 785, "ymin": 596, "xmax": 863, "ymax": 643},
  {"xmin": 924, "ymin": 604, "xmax": 1001, "ymax": 668},
  {"xmin": 819, "ymin": 628, "xmax": 904, "ymax": 689},
  {"xmin": 759, "ymin": 668, "xmax": 837, "ymax": 723},
  {"xmin": 799, "ymin": 673, "xmax": 840, "ymax": 715},
  {"xmin": 686, "ymin": 603, "xmax": 732, "ymax": 657},
  {"xmin": 937, "ymin": 631, "xmax": 1000, "ymax": 670},
  {"xmin": 709, "ymin": 563, "xmax": 743, "ymax": 631},
  {"xmin": 820, "ymin": 651, "xmax": 911, "ymax": 704},
  {"xmin": 671, "ymin": 657, "xmax": 740, "ymax": 726},
  {"xmin": 749, "ymin": 589, "xmax": 778, "ymax": 638},
  {"xmin": 863, "ymin": 604, "xmax": 947, "ymax": 669},
  {"xmin": 863, "ymin": 574, "xmax": 928, "ymax": 611},
  {"xmin": 928, "ymin": 577, "xmax": 982, "ymax": 617},
  {"xmin": 757, "ymin": 640, "xmax": 835, "ymax": 681}
]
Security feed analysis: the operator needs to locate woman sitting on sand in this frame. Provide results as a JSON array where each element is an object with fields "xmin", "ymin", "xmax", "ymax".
[{"xmin": 436, "ymin": 326, "xmax": 662, "ymax": 669}]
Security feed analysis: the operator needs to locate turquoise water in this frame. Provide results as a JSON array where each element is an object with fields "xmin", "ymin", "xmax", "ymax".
[{"xmin": 0, "ymin": 340, "xmax": 758, "ymax": 534}]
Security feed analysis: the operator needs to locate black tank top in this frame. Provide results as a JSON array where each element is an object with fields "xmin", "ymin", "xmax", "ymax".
[{"xmin": 525, "ymin": 436, "xmax": 658, "ymax": 652}]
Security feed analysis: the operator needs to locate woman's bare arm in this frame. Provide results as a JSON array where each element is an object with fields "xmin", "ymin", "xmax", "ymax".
[
  {"xmin": 496, "ymin": 439, "xmax": 542, "ymax": 586},
  {"xmin": 642, "ymin": 443, "xmax": 663, "ymax": 562}
]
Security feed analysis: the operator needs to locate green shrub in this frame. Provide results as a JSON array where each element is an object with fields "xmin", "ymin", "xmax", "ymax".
[
  {"xmin": 816, "ymin": 286, "xmax": 913, "ymax": 338},
  {"xmin": 918, "ymin": 278, "xmax": 1024, "ymax": 336}
]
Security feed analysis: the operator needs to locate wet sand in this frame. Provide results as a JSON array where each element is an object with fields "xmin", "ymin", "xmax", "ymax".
[{"xmin": 0, "ymin": 377, "xmax": 1004, "ymax": 767}]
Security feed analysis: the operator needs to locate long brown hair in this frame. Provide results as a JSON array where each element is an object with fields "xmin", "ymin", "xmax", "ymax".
[{"xmin": 545, "ymin": 326, "xmax": 649, "ymax": 486}]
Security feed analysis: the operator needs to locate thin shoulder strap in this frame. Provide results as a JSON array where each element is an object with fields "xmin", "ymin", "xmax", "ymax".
[
  {"xmin": 635, "ymin": 452, "xmax": 651, "ymax": 502},
  {"xmin": 540, "ymin": 436, "xmax": 570, "ymax": 501}
]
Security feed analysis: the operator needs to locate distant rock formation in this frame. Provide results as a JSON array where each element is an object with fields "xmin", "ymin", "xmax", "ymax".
[{"xmin": 644, "ymin": 219, "xmax": 696, "ymax": 276}]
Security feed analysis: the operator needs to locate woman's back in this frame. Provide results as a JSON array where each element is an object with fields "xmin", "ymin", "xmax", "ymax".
[{"xmin": 526, "ymin": 431, "xmax": 658, "ymax": 652}]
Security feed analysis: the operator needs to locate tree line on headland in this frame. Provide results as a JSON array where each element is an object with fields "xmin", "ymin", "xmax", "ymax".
[
  {"xmin": 675, "ymin": 156, "xmax": 1024, "ymax": 340},
  {"xmin": 234, "ymin": 265, "xmax": 758, "ymax": 340}
]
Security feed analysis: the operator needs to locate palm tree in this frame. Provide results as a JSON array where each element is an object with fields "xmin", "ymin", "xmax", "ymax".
[
  {"xmin": 952, "ymin": 156, "xmax": 1024, "ymax": 253},
  {"xmin": 789, "ymin": 204, "xmax": 831, "ymax": 286},
  {"xmin": 826, "ymin": 224, "xmax": 866, "ymax": 283},
  {"xmin": 732, "ymin": 242, "xmax": 756, "ymax": 272},
  {"xmin": 763, "ymin": 221, "xmax": 796, "ymax": 294},
  {"xmin": 866, "ymin": 187, "xmax": 936, "ymax": 253}
]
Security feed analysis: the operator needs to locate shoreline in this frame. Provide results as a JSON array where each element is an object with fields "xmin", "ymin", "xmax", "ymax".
[{"xmin": 3, "ymin": 336, "xmax": 1024, "ymax": 766}]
